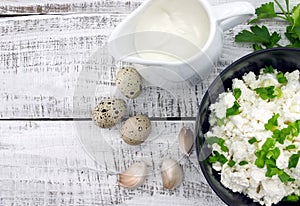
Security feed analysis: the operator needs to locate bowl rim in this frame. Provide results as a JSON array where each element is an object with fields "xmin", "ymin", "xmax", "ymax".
[{"xmin": 195, "ymin": 47, "xmax": 300, "ymax": 206}]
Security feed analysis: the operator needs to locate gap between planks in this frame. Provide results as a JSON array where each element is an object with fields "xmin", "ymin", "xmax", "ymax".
[{"xmin": 0, "ymin": 117, "xmax": 196, "ymax": 121}]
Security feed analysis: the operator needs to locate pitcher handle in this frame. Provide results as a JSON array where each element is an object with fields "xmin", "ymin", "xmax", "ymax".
[{"xmin": 213, "ymin": 2, "xmax": 255, "ymax": 31}]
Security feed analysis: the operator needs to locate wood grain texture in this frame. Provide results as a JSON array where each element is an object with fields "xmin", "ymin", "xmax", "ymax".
[
  {"xmin": 0, "ymin": 120, "xmax": 224, "ymax": 205},
  {"xmin": 0, "ymin": 0, "xmax": 299, "ymax": 14}
]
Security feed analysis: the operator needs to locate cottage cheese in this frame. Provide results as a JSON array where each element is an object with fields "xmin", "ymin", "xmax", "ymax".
[{"xmin": 206, "ymin": 68, "xmax": 300, "ymax": 206}]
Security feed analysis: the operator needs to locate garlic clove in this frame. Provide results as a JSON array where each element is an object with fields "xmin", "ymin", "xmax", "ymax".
[
  {"xmin": 161, "ymin": 158, "xmax": 183, "ymax": 190},
  {"xmin": 118, "ymin": 161, "xmax": 147, "ymax": 189},
  {"xmin": 178, "ymin": 127, "xmax": 194, "ymax": 156}
]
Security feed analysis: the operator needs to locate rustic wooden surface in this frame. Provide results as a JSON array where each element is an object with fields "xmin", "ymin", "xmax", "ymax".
[{"xmin": 0, "ymin": 0, "xmax": 297, "ymax": 205}]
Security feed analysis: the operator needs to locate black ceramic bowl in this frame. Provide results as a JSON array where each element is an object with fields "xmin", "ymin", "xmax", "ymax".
[{"xmin": 196, "ymin": 48, "xmax": 300, "ymax": 206}]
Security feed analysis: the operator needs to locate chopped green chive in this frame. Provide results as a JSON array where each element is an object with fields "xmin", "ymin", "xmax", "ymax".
[
  {"xmin": 248, "ymin": 137, "xmax": 257, "ymax": 144},
  {"xmin": 226, "ymin": 101, "xmax": 241, "ymax": 117},
  {"xmin": 255, "ymin": 157, "xmax": 265, "ymax": 168},
  {"xmin": 233, "ymin": 88, "xmax": 242, "ymax": 100},
  {"xmin": 262, "ymin": 138, "xmax": 276, "ymax": 151},
  {"xmin": 272, "ymin": 129, "xmax": 287, "ymax": 144},
  {"xmin": 266, "ymin": 147, "xmax": 280, "ymax": 160},
  {"xmin": 284, "ymin": 194, "xmax": 300, "ymax": 202},
  {"xmin": 254, "ymin": 86, "xmax": 278, "ymax": 100},
  {"xmin": 228, "ymin": 160, "xmax": 236, "ymax": 167},
  {"xmin": 208, "ymin": 151, "xmax": 228, "ymax": 164},
  {"xmin": 266, "ymin": 166, "xmax": 279, "ymax": 177},
  {"xmin": 271, "ymin": 119, "xmax": 300, "ymax": 145},
  {"xmin": 207, "ymin": 137, "xmax": 228, "ymax": 152},
  {"xmin": 218, "ymin": 138, "xmax": 228, "ymax": 152},
  {"xmin": 285, "ymin": 144, "xmax": 296, "ymax": 150},
  {"xmin": 276, "ymin": 71, "xmax": 288, "ymax": 84},
  {"xmin": 239, "ymin": 161, "xmax": 248, "ymax": 166},
  {"xmin": 288, "ymin": 152, "xmax": 300, "ymax": 169},
  {"xmin": 265, "ymin": 113, "xmax": 279, "ymax": 131},
  {"xmin": 278, "ymin": 170, "xmax": 295, "ymax": 183}
]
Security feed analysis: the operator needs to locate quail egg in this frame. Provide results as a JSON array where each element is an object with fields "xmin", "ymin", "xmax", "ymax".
[
  {"xmin": 116, "ymin": 67, "xmax": 142, "ymax": 99},
  {"xmin": 120, "ymin": 115, "xmax": 151, "ymax": 145},
  {"xmin": 92, "ymin": 98, "xmax": 127, "ymax": 128}
]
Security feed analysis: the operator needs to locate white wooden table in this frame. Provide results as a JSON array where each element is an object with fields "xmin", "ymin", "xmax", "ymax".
[{"xmin": 0, "ymin": 0, "xmax": 297, "ymax": 205}]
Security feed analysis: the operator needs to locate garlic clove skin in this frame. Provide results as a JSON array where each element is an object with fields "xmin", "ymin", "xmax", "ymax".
[
  {"xmin": 118, "ymin": 161, "xmax": 147, "ymax": 189},
  {"xmin": 178, "ymin": 127, "xmax": 194, "ymax": 156},
  {"xmin": 161, "ymin": 158, "xmax": 183, "ymax": 190}
]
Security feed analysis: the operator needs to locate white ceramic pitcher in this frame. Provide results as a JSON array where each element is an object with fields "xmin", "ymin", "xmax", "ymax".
[{"xmin": 108, "ymin": 0, "xmax": 255, "ymax": 86}]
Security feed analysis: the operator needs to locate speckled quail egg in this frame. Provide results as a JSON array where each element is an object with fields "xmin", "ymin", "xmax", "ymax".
[
  {"xmin": 92, "ymin": 98, "xmax": 127, "ymax": 128},
  {"xmin": 116, "ymin": 67, "xmax": 142, "ymax": 99},
  {"xmin": 120, "ymin": 115, "xmax": 151, "ymax": 145}
]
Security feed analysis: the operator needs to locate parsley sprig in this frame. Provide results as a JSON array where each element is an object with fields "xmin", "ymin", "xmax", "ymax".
[{"xmin": 235, "ymin": 0, "xmax": 300, "ymax": 50}]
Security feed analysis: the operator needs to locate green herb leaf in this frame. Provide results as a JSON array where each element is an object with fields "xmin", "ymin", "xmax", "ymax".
[
  {"xmin": 288, "ymin": 153, "xmax": 300, "ymax": 168},
  {"xmin": 275, "ymin": 87, "xmax": 283, "ymax": 98},
  {"xmin": 266, "ymin": 165, "xmax": 279, "ymax": 177},
  {"xmin": 278, "ymin": 170, "xmax": 295, "ymax": 183},
  {"xmin": 254, "ymin": 86, "xmax": 278, "ymax": 100},
  {"xmin": 284, "ymin": 194, "xmax": 300, "ymax": 202},
  {"xmin": 207, "ymin": 136, "xmax": 220, "ymax": 145},
  {"xmin": 277, "ymin": 72, "xmax": 288, "ymax": 84},
  {"xmin": 226, "ymin": 101, "xmax": 241, "ymax": 117},
  {"xmin": 249, "ymin": 2, "xmax": 278, "ymax": 23},
  {"xmin": 267, "ymin": 147, "xmax": 281, "ymax": 160},
  {"xmin": 217, "ymin": 118, "xmax": 225, "ymax": 127},
  {"xmin": 218, "ymin": 138, "xmax": 229, "ymax": 152},
  {"xmin": 233, "ymin": 88, "xmax": 242, "ymax": 100},
  {"xmin": 228, "ymin": 160, "xmax": 236, "ymax": 167},
  {"xmin": 292, "ymin": 4, "xmax": 300, "ymax": 27},
  {"xmin": 255, "ymin": 149, "xmax": 267, "ymax": 168},
  {"xmin": 253, "ymin": 44, "xmax": 264, "ymax": 51},
  {"xmin": 272, "ymin": 129, "xmax": 287, "ymax": 144},
  {"xmin": 235, "ymin": 26, "xmax": 281, "ymax": 49},
  {"xmin": 208, "ymin": 156, "xmax": 217, "ymax": 163},
  {"xmin": 255, "ymin": 157, "xmax": 265, "ymax": 168},
  {"xmin": 285, "ymin": 25, "xmax": 300, "ymax": 46},
  {"xmin": 235, "ymin": 1, "xmax": 300, "ymax": 50},
  {"xmin": 207, "ymin": 137, "xmax": 229, "ymax": 152},
  {"xmin": 286, "ymin": 144, "xmax": 296, "ymax": 150},
  {"xmin": 262, "ymin": 138, "xmax": 276, "ymax": 151},
  {"xmin": 218, "ymin": 155, "xmax": 228, "ymax": 164},
  {"xmin": 295, "ymin": 26, "xmax": 300, "ymax": 38},
  {"xmin": 239, "ymin": 161, "xmax": 248, "ymax": 166},
  {"xmin": 248, "ymin": 137, "xmax": 257, "ymax": 144},
  {"xmin": 265, "ymin": 113, "xmax": 280, "ymax": 131},
  {"xmin": 208, "ymin": 151, "xmax": 228, "ymax": 164},
  {"xmin": 263, "ymin": 65, "xmax": 275, "ymax": 73}
]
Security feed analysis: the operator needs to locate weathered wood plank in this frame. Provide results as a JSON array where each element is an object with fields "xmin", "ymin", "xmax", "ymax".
[
  {"xmin": 0, "ymin": 120, "xmax": 224, "ymax": 205},
  {"xmin": 0, "ymin": 0, "xmax": 143, "ymax": 14},
  {"xmin": 0, "ymin": 0, "xmax": 298, "ymax": 14},
  {"xmin": 0, "ymin": 13, "xmax": 291, "ymax": 118}
]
